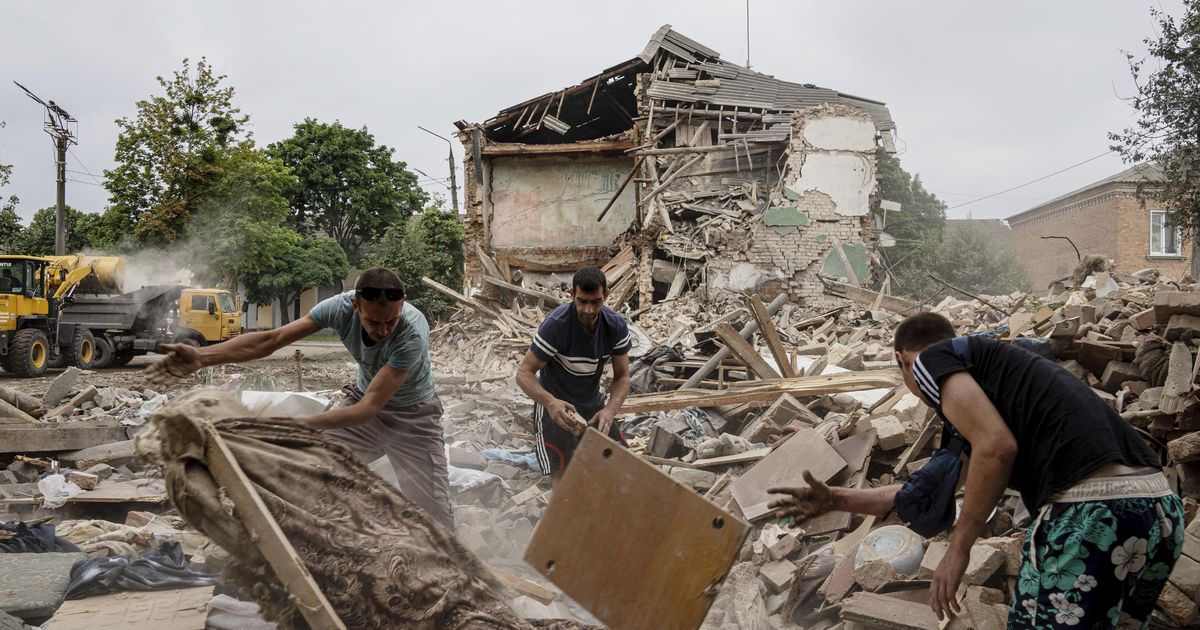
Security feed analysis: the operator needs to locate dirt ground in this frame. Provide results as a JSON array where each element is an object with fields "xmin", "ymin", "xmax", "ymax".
[{"xmin": 8, "ymin": 342, "xmax": 357, "ymax": 400}]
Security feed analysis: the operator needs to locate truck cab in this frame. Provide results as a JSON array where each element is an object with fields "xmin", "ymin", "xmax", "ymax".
[{"xmin": 179, "ymin": 289, "xmax": 242, "ymax": 343}]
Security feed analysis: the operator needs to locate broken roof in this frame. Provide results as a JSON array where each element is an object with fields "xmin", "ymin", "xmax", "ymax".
[{"xmin": 467, "ymin": 25, "xmax": 895, "ymax": 145}]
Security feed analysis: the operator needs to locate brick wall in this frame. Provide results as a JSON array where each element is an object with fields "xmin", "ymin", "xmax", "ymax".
[{"xmin": 1009, "ymin": 186, "xmax": 1192, "ymax": 291}]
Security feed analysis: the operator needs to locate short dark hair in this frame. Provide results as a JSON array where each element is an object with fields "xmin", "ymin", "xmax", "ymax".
[
  {"xmin": 893, "ymin": 312, "xmax": 955, "ymax": 352},
  {"xmin": 355, "ymin": 267, "xmax": 405, "ymax": 295},
  {"xmin": 572, "ymin": 266, "xmax": 607, "ymax": 293}
]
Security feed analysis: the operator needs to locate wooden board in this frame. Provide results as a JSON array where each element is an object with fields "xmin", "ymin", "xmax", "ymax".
[
  {"xmin": 713, "ymin": 323, "xmax": 780, "ymax": 380},
  {"xmin": 622, "ymin": 371, "xmax": 902, "ymax": 413},
  {"xmin": 525, "ymin": 430, "xmax": 750, "ymax": 630},
  {"xmin": 46, "ymin": 586, "xmax": 213, "ymax": 630},
  {"xmin": 749, "ymin": 294, "xmax": 796, "ymax": 378},
  {"xmin": 822, "ymin": 279, "xmax": 924, "ymax": 315},
  {"xmin": 0, "ymin": 421, "xmax": 127, "ymax": 454},
  {"xmin": 729, "ymin": 428, "xmax": 847, "ymax": 521},
  {"xmin": 691, "ymin": 447, "xmax": 772, "ymax": 468},
  {"xmin": 840, "ymin": 592, "xmax": 941, "ymax": 629},
  {"xmin": 70, "ymin": 478, "xmax": 168, "ymax": 504}
]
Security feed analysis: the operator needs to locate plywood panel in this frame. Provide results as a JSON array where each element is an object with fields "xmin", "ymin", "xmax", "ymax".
[
  {"xmin": 730, "ymin": 428, "xmax": 846, "ymax": 521},
  {"xmin": 490, "ymin": 156, "xmax": 636, "ymax": 248},
  {"xmin": 46, "ymin": 586, "xmax": 213, "ymax": 630},
  {"xmin": 525, "ymin": 429, "xmax": 750, "ymax": 630}
]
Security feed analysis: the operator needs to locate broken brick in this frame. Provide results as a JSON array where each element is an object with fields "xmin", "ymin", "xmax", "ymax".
[
  {"xmin": 759, "ymin": 559, "xmax": 797, "ymax": 593},
  {"xmin": 870, "ymin": 415, "xmax": 906, "ymax": 451}
]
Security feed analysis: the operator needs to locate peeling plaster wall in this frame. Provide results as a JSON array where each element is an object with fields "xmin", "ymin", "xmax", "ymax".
[
  {"xmin": 490, "ymin": 156, "xmax": 636, "ymax": 248},
  {"xmin": 703, "ymin": 105, "xmax": 878, "ymax": 302}
]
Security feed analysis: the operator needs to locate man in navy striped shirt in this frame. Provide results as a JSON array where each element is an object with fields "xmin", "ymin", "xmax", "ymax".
[{"xmin": 516, "ymin": 267, "xmax": 632, "ymax": 485}]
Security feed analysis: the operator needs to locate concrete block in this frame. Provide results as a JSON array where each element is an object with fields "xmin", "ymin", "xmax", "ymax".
[
  {"xmin": 1168, "ymin": 314, "xmax": 1200, "ymax": 341},
  {"xmin": 852, "ymin": 560, "xmax": 899, "ymax": 591},
  {"xmin": 1156, "ymin": 291, "xmax": 1200, "ymax": 324},
  {"xmin": 979, "ymin": 535, "xmax": 1024, "ymax": 578},
  {"xmin": 1169, "ymin": 553, "xmax": 1200, "ymax": 602},
  {"xmin": 1130, "ymin": 307, "xmax": 1157, "ymax": 331},
  {"xmin": 1158, "ymin": 581, "xmax": 1199, "ymax": 626},
  {"xmin": 1057, "ymin": 360, "xmax": 1089, "ymax": 382},
  {"xmin": 41, "ymin": 366, "xmax": 81, "ymax": 408},
  {"xmin": 64, "ymin": 470, "xmax": 97, "ymax": 491},
  {"xmin": 668, "ymin": 467, "xmax": 718, "ymax": 492},
  {"xmin": 870, "ymin": 415, "xmax": 907, "ymax": 451},
  {"xmin": 919, "ymin": 542, "xmax": 1003, "ymax": 585},
  {"xmin": 1169, "ymin": 433, "xmax": 1200, "ymax": 464},
  {"xmin": 964, "ymin": 585, "xmax": 1007, "ymax": 606},
  {"xmin": 1099, "ymin": 361, "xmax": 1140, "ymax": 392},
  {"xmin": 767, "ymin": 533, "xmax": 800, "ymax": 561},
  {"xmin": 759, "ymin": 559, "xmax": 797, "ymax": 593}
]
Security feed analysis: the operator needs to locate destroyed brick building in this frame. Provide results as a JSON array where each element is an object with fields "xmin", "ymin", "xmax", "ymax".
[{"xmin": 454, "ymin": 25, "xmax": 898, "ymax": 305}]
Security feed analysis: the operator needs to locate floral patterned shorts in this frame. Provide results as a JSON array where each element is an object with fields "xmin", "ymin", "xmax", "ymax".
[{"xmin": 1009, "ymin": 494, "xmax": 1184, "ymax": 629}]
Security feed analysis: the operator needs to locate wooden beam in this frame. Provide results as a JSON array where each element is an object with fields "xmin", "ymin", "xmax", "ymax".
[
  {"xmin": 748, "ymin": 294, "xmax": 795, "ymax": 378},
  {"xmin": 682, "ymin": 294, "xmax": 788, "ymax": 388},
  {"xmin": 622, "ymin": 371, "xmax": 902, "ymax": 413},
  {"xmin": 822, "ymin": 279, "xmax": 924, "ymax": 315},
  {"xmin": 0, "ymin": 397, "xmax": 37, "ymax": 424},
  {"xmin": 202, "ymin": 423, "xmax": 346, "ymax": 630},
  {"xmin": 597, "ymin": 157, "xmax": 643, "ymax": 222},
  {"xmin": 713, "ymin": 323, "xmax": 780, "ymax": 380},
  {"xmin": 829, "ymin": 236, "xmax": 861, "ymax": 286},
  {"xmin": 632, "ymin": 145, "xmax": 735, "ymax": 156},
  {"xmin": 481, "ymin": 276, "xmax": 564, "ymax": 307},
  {"xmin": 0, "ymin": 420, "xmax": 128, "ymax": 454},
  {"xmin": 638, "ymin": 153, "xmax": 706, "ymax": 206},
  {"xmin": 480, "ymin": 140, "xmax": 635, "ymax": 157}
]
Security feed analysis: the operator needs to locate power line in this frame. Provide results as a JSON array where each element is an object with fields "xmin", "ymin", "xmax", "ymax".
[
  {"xmin": 948, "ymin": 150, "xmax": 1115, "ymax": 210},
  {"xmin": 67, "ymin": 148, "xmax": 102, "ymax": 185}
]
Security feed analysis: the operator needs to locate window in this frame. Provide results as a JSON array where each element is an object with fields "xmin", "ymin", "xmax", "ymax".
[
  {"xmin": 217, "ymin": 293, "xmax": 235, "ymax": 313},
  {"xmin": 190, "ymin": 295, "xmax": 208, "ymax": 311},
  {"xmin": 1150, "ymin": 211, "xmax": 1182, "ymax": 256}
]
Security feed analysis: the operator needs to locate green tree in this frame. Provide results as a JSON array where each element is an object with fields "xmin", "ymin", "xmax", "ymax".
[
  {"xmin": 927, "ymin": 223, "xmax": 1029, "ymax": 298},
  {"xmin": 184, "ymin": 146, "xmax": 298, "ymax": 289},
  {"xmin": 266, "ymin": 119, "xmax": 427, "ymax": 268},
  {"xmin": 1110, "ymin": 1, "xmax": 1200, "ymax": 240},
  {"xmin": 875, "ymin": 148, "xmax": 949, "ymax": 297},
  {"xmin": 367, "ymin": 207, "xmax": 464, "ymax": 319},
  {"xmin": 20, "ymin": 206, "xmax": 102, "ymax": 255},
  {"xmin": 242, "ymin": 234, "xmax": 349, "ymax": 324},
  {"xmin": 0, "ymin": 120, "xmax": 20, "ymax": 250},
  {"xmin": 104, "ymin": 58, "xmax": 250, "ymax": 245}
]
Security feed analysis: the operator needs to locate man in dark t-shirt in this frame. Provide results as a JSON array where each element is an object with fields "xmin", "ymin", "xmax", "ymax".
[
  {"xmin": 516, "ymin": 267, "xmax": 632, "ymax": 485},
  {"xmin": 769, "ymin": 312, "xmax": 1182, "ymax": 628}
]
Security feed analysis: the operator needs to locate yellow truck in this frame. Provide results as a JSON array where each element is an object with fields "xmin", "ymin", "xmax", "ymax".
[{"xmin": 0, "ymin": 254, "xmax": 242, "ymax": 376}]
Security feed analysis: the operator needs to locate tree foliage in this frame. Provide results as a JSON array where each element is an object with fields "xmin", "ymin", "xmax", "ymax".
[
  {"xmin": 184, "ymin": 146, "xmax": 298, "ymax": 289},
  {"xmin": 267, "ymin": 119, "xmax": 427, "ymax": 265},
  {"xmin": 104, "ymin": 58, "xmax": 250, "ymax": 245},
  {"xmin": 18, "ymin": 206, "xmax": 113, "ymax": 256},
  {"xmin": 242, "ymin": 234, "xmax": 349, "ymax": 324},
  {"xmin": 875, "ymin": 148, "xmax": 948, "ymax": 269},
  {"xmin": 1110, "ymin": 1, "xmax": 1200, "ymax": 233},
  {"xmin": 896, "ymin": 223, "xmax": 1030, "ymax": 301},
  {"xmin": 0, "ymin": 120, "xmax": 20, "ymax": 247},
  {"xmin": 367, "ymin": 207, "xmax": 464, "ymax": 319}
]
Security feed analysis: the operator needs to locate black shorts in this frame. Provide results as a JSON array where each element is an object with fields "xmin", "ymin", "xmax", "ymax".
[{"xmin": 532, "ymin": 403, "xmax": 627, "ymax": 474}]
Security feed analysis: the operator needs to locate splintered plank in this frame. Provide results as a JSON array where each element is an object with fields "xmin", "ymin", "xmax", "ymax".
[
  {"xmin": 840, "ymin": 592, "xmax": 941, "ymax": 629},
  {"xmin": 525, "ymin": 430, "xmax": 750, "ymax": 630},
  {"xmin": 730, "ymin": 428, "xmax": 846, "ymax": 522},
  {"xmin": 749, "ymin": 294, "xmax": 795, "ymax": 378},
  {"xmin": 714, "ymin": 323, "xmax": 781, "ymax": 380},
  {"xmin": 201, "ymin": 423, "xmax": 346, "ymax": 630},
  {"xmin": 46, "ymin": 586, "xmax": 214, "ymax": 630},
  {"xmin": 0, "ymin": 420, "xmax": 128, "ymax": 454},
  {"xmin": 621, "ymin": 371, "xmax": 902, "ymax": 413}
]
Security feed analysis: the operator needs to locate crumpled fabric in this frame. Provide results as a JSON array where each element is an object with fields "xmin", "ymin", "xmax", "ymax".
[
  {"xmin": 64, "ymin": 540, "xmax": 216, "ymax": 599},
  {"xmin": 136, "ymin": 393, "xmax": 598, "ymax": 630},
  {"xmin": 0, "ymin": 520, "xmax": 80, "ymax": 554},
  {"xmin": 482, "ymin": 448, "xmax": 542, "ymax": 472}
]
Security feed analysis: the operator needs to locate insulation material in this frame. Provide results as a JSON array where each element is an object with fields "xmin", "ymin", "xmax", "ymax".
[{"xmin": 136, "ymin": 394, "xmax": 596, "ymax": 630}]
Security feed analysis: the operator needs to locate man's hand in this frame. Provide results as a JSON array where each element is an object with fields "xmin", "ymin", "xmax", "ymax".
[
  {"xmin": 767, "ymin": 471, "xmax": 836, "ymax": 521},
  {"xmin": 766, "ymin": 424, "xmax": 800, "ymax": 450},
  {"xmin": 546, "ymin": 399, "xmax": 583, "ymax": 433},
  {"xmin": 591, "ymin": 408, "xmax": 616, "ymax": 435},
  {"xmin": 930, "ymin": 546, "xmax": 968, "ymax": 622},
  {"xmin": 145, "ymin": 343, "xmax": 203, "ymax": 387}
]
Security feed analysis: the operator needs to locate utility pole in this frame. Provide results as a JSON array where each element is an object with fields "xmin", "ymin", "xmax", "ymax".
[
  {"xmin": 417, "ymin": 126, "xmax": 459, "ymax": 213},
  {"xmin": 15, "ymin": 82, "xmax": 76, "ymax": 255}
]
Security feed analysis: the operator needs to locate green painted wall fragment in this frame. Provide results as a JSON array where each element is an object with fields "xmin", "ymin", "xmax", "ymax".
[
  {"xmin": 815, "ymin": 234, "xmax": 828, "ymax": 243},
  {"xmin": 821, "ymin": 242, "xmax": 870, "ymax": 282},
  {"xmin": 784, "ymin": 186, "xmax": 802, "ymax": 201},
  {"xmin": 764, "ymin": 207, "xmax": 808, "ymax": 228}
]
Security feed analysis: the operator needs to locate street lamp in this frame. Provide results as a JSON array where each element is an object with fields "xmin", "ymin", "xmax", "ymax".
[{"xmin": 417, "ymin": 126, "xmax": 459, "ymax": 213}]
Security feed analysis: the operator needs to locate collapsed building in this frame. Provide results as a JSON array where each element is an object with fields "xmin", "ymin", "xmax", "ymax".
[{"xmin": 454, "ymin": 25, "xmax": 898, "ymax": 305}]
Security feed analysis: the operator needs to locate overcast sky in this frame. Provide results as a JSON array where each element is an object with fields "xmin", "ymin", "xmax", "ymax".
[{"xmin": 0, "ymin": 1, "xmax": 1182, "ymax": 225}]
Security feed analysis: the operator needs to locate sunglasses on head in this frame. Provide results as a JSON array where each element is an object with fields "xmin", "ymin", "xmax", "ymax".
[{"xmin": 356, "ymin": 287, "xmax": 404, "ymax": 302}]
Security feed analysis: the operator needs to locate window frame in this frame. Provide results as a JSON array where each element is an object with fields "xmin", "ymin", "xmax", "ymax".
[{"xmin": 1150, "ymin": 210, "xmax": 1183, "ymax": 257}]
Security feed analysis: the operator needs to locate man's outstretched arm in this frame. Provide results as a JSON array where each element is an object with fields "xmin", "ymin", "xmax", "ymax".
[{"xmin": 146, "ymin": 315, "xmax": 321, "ymax": 385}]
